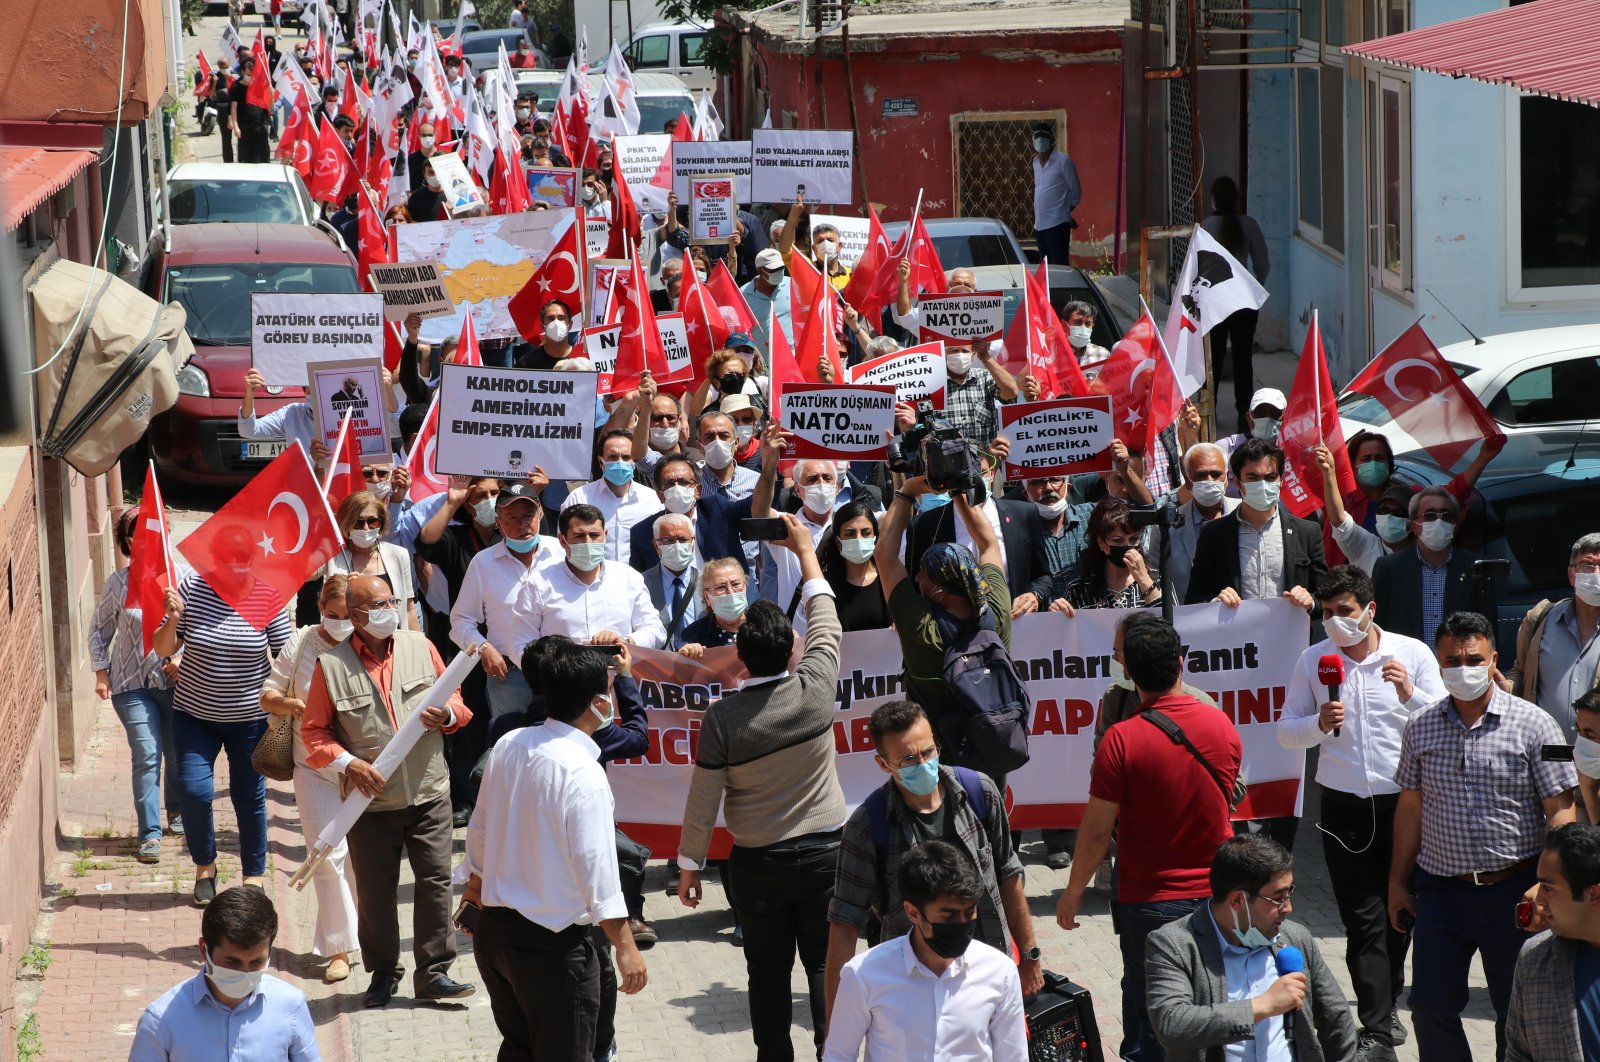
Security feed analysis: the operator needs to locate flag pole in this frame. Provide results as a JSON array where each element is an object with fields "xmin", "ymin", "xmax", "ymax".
[
  {"xmin": 1312, "ymin": 309, "xmax": 1323, "ymax": 446},
  {"xmin": 1139, "ymin": 294, "xmax": 1183, "ymax": 383},
  {"xmin": 148, "ymin": 459, "xmax": 175, "ymax": 584},
  {"xmin": 321, "ymin": 410, "xmax": 353, "ymax": 494}
]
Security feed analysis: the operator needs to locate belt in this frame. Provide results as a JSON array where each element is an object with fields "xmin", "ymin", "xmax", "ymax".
[{"xmin": 1449, "ymin": 856, "xmax": 1538, "ymax": 886}]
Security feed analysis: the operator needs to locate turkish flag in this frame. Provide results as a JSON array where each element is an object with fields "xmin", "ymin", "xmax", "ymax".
[
  {"xmin": 339, "ymin": 67, "xmax": 364, "ymax": 124},
  {"xmin": 322, "ymin": 411, "xmax": 364, "ymax": 505},
  {"xmin": 841, "ymin": 207, "xmax": 894, "ymax": 320},
  {"xmin": 308, "ymin": 117, "xmax": 355, "ymax": 204},
  {"xmin": 908, "ymin": 215, "xmax": 948, "ymax": 297},
  {"xmin": 382, "ymin": 319, "xmax": 404, "ymax": 372},
  {"xmin": 455, "ymin": 310, "xmax": 484, "ymax": 367},
  {"xmin": 1345, "ymin": 321, "xmax": 1503, "ymax": 470},
  {"xmin": 767, "ymin": 306, "xmax": 807, "ymax": 417},
  {"xmin": 509, "ymin": 218, "xmax": 585, "ymax": 337},
  {"xmin": 605, "ymin": 146, "xmax": 642, "ymax": 260},
  {"xmin": 405, "ymin": 395, "xmax": 449, "ymax": 502},
  {"xmin": 275, "ymin": 87, "xmax": 314, "ymax": 174},
  {"xmin": 705, "ymin": 259, "xmax": 758, "ymax": 335},
  {"xmin": 850, "ymin": 209, "xmax": 920, "ymax": 324},
  {"xmin": 679, "ymin": 260, "xmax": 730, "ymax": 385},
  {"xmin": 124, "ymin": 462, "xmax": 175, "ymax": 655},
  {"xmin": 177, "ymin": 444, "xmax": 342, "ymax": 630},
  {"xmin": 195, "ymin": 50, "xmax": 213, "ymax": 98},
  {"xmin": 356, "ymin": 185, "xmax": 390, "ymax": 289},
  {"xmin": 609, "ymin": 253, "xmax": 668, "ymax": 392},
  {"xmin": 1279, "ymin": 315, "xmax": 1357, "ymax": 518},
  {"xmin": 247, "ymin": 38, "xmax": 275, "ymax": 110},
  {"xmin": 1088, "ymin": 309, "xmax": 1180, "ymax": 455},
  {"xmin": 793, "ymin": 264, "xmax": 846, "ymax": 385},
  {"xmin": 647, "ymin": 112, "xmax": 694, "ymax": 202},
  {"xmin": 1002, "ymin": 277, "xmax": 1060, "ymax": 399},
  {"xmin": 789, "ymin": 252, "xmax": 825, "ymax": 325},
  {"xmin": 489, "ymin": 146, "xmax": 531, "ymax": 216}
]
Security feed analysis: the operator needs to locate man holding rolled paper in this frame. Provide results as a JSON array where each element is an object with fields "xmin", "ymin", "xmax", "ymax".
[{"xmin": 301, "ymin": 575, "xmax": 478, "ymax": 1009}]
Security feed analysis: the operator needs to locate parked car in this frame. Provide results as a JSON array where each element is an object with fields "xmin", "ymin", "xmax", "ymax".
[
  {"xmin": 883, "ymin": 216, "xmax": 1125, "ymax": 349},
  {"xmin": 1339, "ymin": 323, "xmax": 1600, "ymax": 452},
  {"xmin": 624, "ymin": 21, "xmax": 713, "ymax": 93},
  {"xmin": 161, "ymin": 163, "xmax": 316, "ymax": 226},
  {"xmin": 143, "ymin": 224, "xmax": 360, "ymax": 485},
  {"xmin": 1391, "ymin": 429, "xmax": 1600, "ymax": 664},
  {"xmin": 510, "ymin": 70, "xmax": 696, "ymax": 138},
  {"xmin": 431, "ymin": 18, "xmax": 482, "ymax": 37},
  {"xmin": 461, "ymin": 28, "xmax": 549, "ymax": 70}
]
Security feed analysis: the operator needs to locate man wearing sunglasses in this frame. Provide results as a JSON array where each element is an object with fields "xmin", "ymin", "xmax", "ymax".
[{"xmin": 1372, "ymin": 487, "xmax": 1491, "ymax": 652}]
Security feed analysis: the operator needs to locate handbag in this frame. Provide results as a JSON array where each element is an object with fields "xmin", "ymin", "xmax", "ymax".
[
  {"xmin": 252, "ymin": 711, "xmax": 296, "ymax": 782},
  {"xmin": 1141, "ymin": 709, "xmax": 1248, "ymax": 810}
]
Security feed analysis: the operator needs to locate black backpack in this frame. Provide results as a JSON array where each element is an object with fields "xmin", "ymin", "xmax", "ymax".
[{"xmin": 933, "ymin": 607, "xmax": 1032, "ymax": 776}]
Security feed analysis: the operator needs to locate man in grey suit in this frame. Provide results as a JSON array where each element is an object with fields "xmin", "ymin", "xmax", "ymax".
[
  {"xmin": 1146, "ymin": 835, "xmax": 1359, "ymax": 1062},
  {"xmin": 639, "ymin": 512, "xmax": 703, "ymax": 650},
  {"xmin": 1506, "ymin": 823, "xmax": 1600, "ymax": 1061}
]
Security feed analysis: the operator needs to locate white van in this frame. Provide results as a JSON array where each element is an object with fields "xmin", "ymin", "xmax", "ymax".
[{"xmin": 623, "ymin": 21, "xmax": 713, "ymax": 93}]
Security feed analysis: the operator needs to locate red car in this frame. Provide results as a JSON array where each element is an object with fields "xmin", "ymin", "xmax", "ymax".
[{"xmin": 143, "ymin": 223, "xmax": 359, "ymax": 485}]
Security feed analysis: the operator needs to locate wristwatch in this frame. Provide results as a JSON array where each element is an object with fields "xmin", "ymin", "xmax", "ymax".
[{"xmin": 1022, "ymin": 946, "xmax": 1042, "ymax": 961}]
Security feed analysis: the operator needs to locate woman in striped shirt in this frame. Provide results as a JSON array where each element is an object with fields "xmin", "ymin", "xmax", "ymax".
[{"xmin": 153, "ymin": 525, "xmax": 293, "ymax": 906}]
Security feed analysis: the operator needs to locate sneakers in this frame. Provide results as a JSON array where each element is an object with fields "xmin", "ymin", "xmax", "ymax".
[
  {"xmin": 1390, "ymin": 1012, "xmax": 1409, "ymax": 1045},
  {"xmin": 1356, "ymin": 1033, "xmax": 1397, "ymax": 1062},
  {"xmin": 166, "ymin": 815, "xmax": 184, "ymax": 837},
  {"xmin": 136, "ymin": 839, "xmax": 162, "ymax": 864},
  {"xmin": 1092, "ymin": 859, "xmax": 1115, "ymax": 894}
]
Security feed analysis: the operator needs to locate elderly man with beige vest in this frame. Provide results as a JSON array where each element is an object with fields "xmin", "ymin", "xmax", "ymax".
[{"xmin": 302, "ymin": 574, "xmax": 478, "ymax": 1009}]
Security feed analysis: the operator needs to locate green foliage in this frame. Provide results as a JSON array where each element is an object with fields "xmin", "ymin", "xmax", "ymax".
[
  {"xmin": 653, "ymin": 0, "xmax": 766, "ymax": 74},
  {"xmin": 17, "ymin": 1012, "xmax": 42, "ymax": 1062},
  {"xmin": 180, "ymin": 0, "xmax": 209, "ymax": 35},
  {"xmin": 20, "ymin": 943, "xmax": 51, "ymax": 975}
]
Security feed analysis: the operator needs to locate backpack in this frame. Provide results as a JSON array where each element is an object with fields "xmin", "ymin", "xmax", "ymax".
[
  {"xmin": 933, "ymin": 607, "xmax": 1032, "ymax": 776},
  {"xmin": 861, "ymin": 767, "xmax": 990, "ymax": 911}
]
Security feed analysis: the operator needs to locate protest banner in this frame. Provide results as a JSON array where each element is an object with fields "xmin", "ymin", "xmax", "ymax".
[
  {"xmin": 428, "ymin": 152, "xmax": 486, "ymax": 217},
  {"xmin": 998, "ymin": 396, "xmax": 1116, "ymax": 479},
  {"xmin": 606, "ymin": 600, "xmax": 1309, "ymax": 856},
  {"xmin": 307, "ymin": 358, "xmax": 391, "ymax": 461},
  {"xmin": 584, "ymin": 217, "xmax": 611, "ymax": 260},
  {"xmin": 586, "ymin": 259, "xmax": 629, "ymax": 327},
  {"xmin": 613, "ymin": 133, "xmax": 672, "ymax": 210},
  {"xmin": 779, "ymin": 383, "xmax": 895, "ymax": 460},
  {"xmin": 917, "ymin": 291, "xmax": 1007, "ymax": 344},
  {"xmin": 434, "ymin": 363, "xmax": 599, "ymax": 481},
  {"xmin": 750, "ymin": 129, "xmax": 854, "ymax": 204},
  {"xmin": 393, "ymin": 210, "xmax": 566, "ymax": 343},
  {"xmin": 670, "ymin": 139, "xmax": 753, "ymax": 202},
  {"xmin": 526, "ymin": 166, "xmax": 579, "ymax": 209},
  {"xmin": 251, "ymin": 292, "xmax": 385, "ymax": 385},
  {"xmin": 809, "ymin": 213, "xmax": 871, "ymax": 269},
  {"xmin": 655, "ymin": 313, "xmax": 694, "ymax": 383},
  {"xmin": 366, "ymin": 261, "xmax": 455, "ymax": 321},
  {"xmin": 846, "ymin": 341, "xmax": 947, "ymax": 408},
  {"xmin": 688, "ymin": 174, "xmax": 736, "ymax": 244},
  {"xmin": 583, "ymin": 323, "xmax": 622, "ymax": 390}
]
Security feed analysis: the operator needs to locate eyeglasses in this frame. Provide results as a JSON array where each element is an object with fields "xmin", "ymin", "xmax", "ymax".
[
  {"xmin": 1415, "ymin": 511, "xmax": 1454, "ymax": 523},
  {"xmin": 1576, "ymin": 563, "xmax": 1600, "ymax": 574},
  {"xmin": 1252, "ymin": 886, "xmax": 1295, "ymax": 910},
  {"xmin": 705, "ymin": 581, "xmax": 745, "ymax": 595},
  {"xmin": 352, "ymin": 515, "xmax": 383, "ymax": 530},
  {"xmin": 362, "ymin": 468, "xmax": 392, "ymax": 480},
  {"xmin": 891, "ymin": 745, "xmax": 939, "ymax": 770}
]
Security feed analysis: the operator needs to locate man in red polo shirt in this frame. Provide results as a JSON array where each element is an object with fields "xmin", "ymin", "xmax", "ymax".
[{"xmin": 1054, "ymin": 612, "xmax": 1242, "ymax": 1062}]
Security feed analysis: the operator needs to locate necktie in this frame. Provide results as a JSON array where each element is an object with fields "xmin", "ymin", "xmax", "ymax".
[{"xmin": 670, "ymin": 574, "xmax": 685, "ymax": 634}]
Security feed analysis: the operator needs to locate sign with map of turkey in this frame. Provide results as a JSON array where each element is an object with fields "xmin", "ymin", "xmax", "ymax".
[{"xmin": 393, "ymin": 210, "xmax": 569, "ymax": 344}]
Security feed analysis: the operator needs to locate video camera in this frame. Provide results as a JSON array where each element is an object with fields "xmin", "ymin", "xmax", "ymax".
[{"xmin": 885, "ymin": 400, "xmax": 984, "ymax": 494}]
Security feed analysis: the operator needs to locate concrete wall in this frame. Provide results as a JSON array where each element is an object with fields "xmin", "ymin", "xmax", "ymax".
[
  {"xmin": 0, "ymin": 450, "xmax": 58, "ymax": 1058},
  {"xmin": 0, "ymin": 0, "xmax": 169, "ymax": 126}
]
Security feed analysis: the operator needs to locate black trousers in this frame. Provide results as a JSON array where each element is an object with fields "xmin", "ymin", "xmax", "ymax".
[
  {"xmin": 1035, "ymin": 220, "xmax": 1074, "ymax": 269},
  {"xmin": 726, "ymin": 830, "xmax": 840, "ymax": 1061},
  {"xmin": 589, "ymin": 926, "xmax": 616, "ymax": 1061},
  {"xmin": 217, "ymin": 120, "xmax": 234, "ymax": 163},
  {"xmin": 1212, "ymin": 308, "xmax": 1260, "ymax": 433},
  {"xmin": 478, "ymin": 907, "xmax": 600, "ymax": 1062},
  {"xmin": 238, "ymin": 125, "xmax": 271, "ymax": 163},
  {"xmin": 1321, "ymin": 786, "xmax": 1410, "ymax": 1043}
]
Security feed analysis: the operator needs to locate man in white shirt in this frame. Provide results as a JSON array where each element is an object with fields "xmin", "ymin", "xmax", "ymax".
[
  {"xmin": 1030, "ymin": 122, "xmax": 1081, "ymax": 271},
  {"xmin": 562, "ymin": 430, "xmax": 663, "ymax": 564},
  {"xmin": 450, "ymin": 483, "xmax": 565, "ymax": 719},
  {"xmin": 463, "ymin": 641, "xmax": 648, "ymax": 1060},
  {"xmin": 823, "ymin": 839, "xmax": 1027, "ymax": 1062},
  {"xmin": 1277, "ymin": 564, "xmax": 1445, "ymax": 1059},
  {"xmin": 531, "ymin": 503, "xmax": 667, "ymax": 649}
]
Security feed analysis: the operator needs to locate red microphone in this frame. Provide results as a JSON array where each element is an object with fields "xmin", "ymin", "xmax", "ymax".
[{"xmin": 1318, "ymin": 654, "xmax": 1346, "ymax": 737}]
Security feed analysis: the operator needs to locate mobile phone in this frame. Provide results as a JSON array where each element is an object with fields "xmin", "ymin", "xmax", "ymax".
[
  {"xmin": 453, "ymin": 899, "xmax": 481, "ymax": 933},
  {"xmin": 1515, "ymin": 899, "xmax": 1536, "ymax": 930},
  {"xmin": 589, "ymin": 643, "xmax": 625, "ymax": 656},
  {"xmin": 740, "ymin": 517, "xmax": 789, "ymax": 542},
  {"xmin": 1542, "ymin": 743, "xmax": 1575, "ymax": 762},
  {"xmin": 1397, "ymin": 909, "xmax": 1415, "ymax": 932}
]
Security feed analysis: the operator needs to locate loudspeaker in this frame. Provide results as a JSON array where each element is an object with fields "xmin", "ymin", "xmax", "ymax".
[{"xmin": 1025, "ymin": 971, "xmax": 1105, "ymax": 1062}]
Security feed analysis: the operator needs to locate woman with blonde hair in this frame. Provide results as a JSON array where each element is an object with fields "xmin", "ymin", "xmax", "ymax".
[{"xmin": 324, "ymin": 490, "xmax": 419, "ymax": 630}]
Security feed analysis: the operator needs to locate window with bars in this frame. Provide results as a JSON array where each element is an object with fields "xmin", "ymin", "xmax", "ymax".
[{"xmin": 952, "ymin": 112, "xmax": 1065, "ymax": 242}]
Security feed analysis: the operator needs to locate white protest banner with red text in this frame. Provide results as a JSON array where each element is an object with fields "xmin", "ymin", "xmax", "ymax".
[
  {"xmin": 779, "ymin": 383, "xmax": 896, "ymax": 460},
  {"xmin": 608, "ymin": 600, "xmax": 1309, "ymax": 858},
  {"xmin": 655, "ymin": 313, "xmax": 695, "ymax": 384},
  {"xmin": 998, "ymin": 396, "xmax": 1116, "ymax": 479},
  {"xmin": 688, "ymin": 174, "xmax": 736, "ymax": 244},
  {"xmin": 917, "ymin": 291, "xmax": 1006, "ymax": 345},
  {"xmin": 846, "ymin": 341, "xmax": 947, "ymax": 408}
]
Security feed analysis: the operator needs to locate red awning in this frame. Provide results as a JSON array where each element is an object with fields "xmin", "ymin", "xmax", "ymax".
[
  {"xmin": 0, "ymin": 148, "xmax": 97, "ymax": 231},
  {"xmin": 1342, "ymin": 0, "xmax": 1600, "ymax": 107}
]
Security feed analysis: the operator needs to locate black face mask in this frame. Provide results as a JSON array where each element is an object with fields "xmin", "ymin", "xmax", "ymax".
[
  {"xmin": 1107, "ymin": 543, "xmax": 1135, "ymax": 568},
  {"xmin": 920, "ymin": 914, "xmax": 977, "ymax": 959},
  {"xmin": 718, "ymin": 372, "xmax": 746, "ymax": 395}
]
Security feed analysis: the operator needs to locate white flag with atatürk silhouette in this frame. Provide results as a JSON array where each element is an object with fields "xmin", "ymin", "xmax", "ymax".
[{"xmin": 1161, "ymin": 225, "xmax": 1268, "ymax": 398}]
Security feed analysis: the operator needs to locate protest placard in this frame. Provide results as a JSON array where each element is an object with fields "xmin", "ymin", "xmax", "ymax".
[
  {"xmin": 251, "ymin": 292, "xmax": 385, "ymax": 385},
  {"xmin": 613, "ymin": 134, "xmax": 672, "ymax": 210},
  {"xmin": 656, "ymin": 313, "xmax": 694, "ymax": 383},
  {"xmin": 434, "ymin": 363, "xmax": 599, "ymax": 481},
  {"xmin": 780, "ymin": 383, "xmax": 895, "ymax": 460},
  {"xmin": 526, "ymin": 166, "xmax": 579, "ymax": 209},
  {"xmin": 917, "ymin": 291, "xmax": 1007, "ymax": 344},
  {"xmin": 428, "ymin": 152, "xmax": 486, "ymax": 217},
  {"xmin": 366, "ymin": 261, "xmax": 456, "ymax": 321},
  {"xmin": 846, "ymin": 341, "xmax": 947, "ymax": 408},
  {"xmin": 586, "ymin": 259, "xmax": 629, "ymax": 327},
  {"xmin": 751, "ymin": 129, "xmax": 854, "ymax": 204},
  {"xmin": 393, "ymin": 210, "xmax": 566, "ymax": 343},
  {"xmin": 583, "ymin": 324, "xmax": 622, "ymax": 390},
  {"xmin": 998, "ymin": 396, "xmax": 1116, "ymax": 479},
  {"xmin": 307, "ymin": 358, "xmax": 391, "ymax": 461},
  {"xmin": 670, "ymin": 140, "xmax": 753, "ymax": 202},
  {"xmin": 808, "ymin": 213, "xmax": 871, "ymax": 269},
  {"xmin": 688, "ymin": 174, "xmax": 736, "ymax": 244},
  {"xmin": 584, "ymin": 217, "xmax": 611, "ymax": 259}
]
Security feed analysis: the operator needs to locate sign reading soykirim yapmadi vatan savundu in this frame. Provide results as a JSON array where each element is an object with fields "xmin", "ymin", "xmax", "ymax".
[{"xmin": 433, "ymin": 363, "xmax": 599, "ymax": 481}]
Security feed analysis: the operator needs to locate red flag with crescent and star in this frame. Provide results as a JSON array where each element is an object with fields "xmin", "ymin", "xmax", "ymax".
[
  {"xmin": 841, "ymin": 206, "xmax": 893, "ymax": 321},
  {"xmin": 177, "ymin": 444, "xmax": 342, "ymax": 630},
  {"xmin": 508, "ymin": 218, "xmax": 586, "ymax": 336},
  {"xmin": 321, "ymin": 411, "xmax": 363, "ymax": 505},
  {"xmin": 405, "ymin": 395, "xmax": 449, "ymax": 502},
  {"xmin": 1087, "ymin": 309, "xmax": 1181, "ymax": 456},
  {"xmin": 1279, "ymin": 313, "xmax": 1357, "ymax": 518},
  {"xmin": 1344, "ymin": 321, "xmax": 1503, "ymax": 470},
  {"xmin": 705, "ymin": 259, "xmax": 758, "ymax": 336},
  {"xmin": 608, "ymin": 252, "xmax": 668, "ymax": 393},
  {"xmin": 125, "ymin": 462, "xmax": 176, "ymax": 655},
  {"xmin": 308, "ymin": 117, "xmax": 356, "ymax": 204},
  {"xmin": 678, "ymin": 258, "xmax": 729, "ymax": 386},
  {"xmin": 276, "ymin": 87, "xmax": 315, "ymax": 177}
]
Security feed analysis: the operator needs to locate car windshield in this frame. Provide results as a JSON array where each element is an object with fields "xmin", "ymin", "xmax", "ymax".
[
  {"xmin": 637, "ymin": 95, "xmax": 695, "ymax": 137},
  {"xmin": 928, "ymin": 232, "xmax": 1020, "ymax": 269},
  {"xmin": 165, "ymin": 263, "xmax": 359, "ymax": 345},
  {"xmin": 168, "ymin": 180, "xmax": 301, "ymax": 224}
]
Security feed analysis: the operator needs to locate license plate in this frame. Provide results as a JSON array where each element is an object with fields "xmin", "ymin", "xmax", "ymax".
[{"xmin": 241, "ymin": 441, "xmax": 287, "ymax": 460}]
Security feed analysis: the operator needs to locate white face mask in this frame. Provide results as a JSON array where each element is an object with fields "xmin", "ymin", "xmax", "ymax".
[
  {"xmin": 734, "ymin": 424, "xmax": 756, "ymax": 447},
  {"xmin": 1325, "ymin": 605, "xmax": 1375, "ymax": 649},
  {"xmin": 802, "ymin": 482, "xmax": 838, "ymax": 514},
  {"xmin": 472, "ymin": 497, "xmax": 498, "ymax": 526},
  {"xmin": 567, "ymin": 541, "xmax": 606, "ymax": 572},
  {"xmin": 204, "ymin": 946, "xmax": 265, "ymax": 1000},
  {"xmin": 516, "ymin": 107, "xmax": 530, "ymax": 119},
  {"xmin": 839, "ymin": 538, "xmax": 875, "ymax": 564},
  {"xmin": 649, "ymin": 426, "xmax": 680, "ymax": 452},
  {"xmin": 369, "ymin": 479, "xmax": 393, "ymax": 502},
  {"xmin": 1577, "ymin": 572, "xmax": 1600, "ymax": 608},
  {"xmin": 1575, "ymin": 735, "xmax": 1600, "ymax": 779},
  {"xmin": 590, "ymin": 693, "xmax": 615, "ymax": 728},
  {"xmin": 544, "ymin": 318, "xmax": 570, "ymax": 343},
  {"xmin": 420, "ymin": 135, "xmax": 435, "ymax": 149},
  {"xmin": 946, "ymin": 351, "xmax": 973, "ymax": 377},
  {"xmin": 1190, "ymin": 479, "xmax": 1227, "ymax": 508},
  {"xmin": 1418, "ymin": 519, "xmax": 1455, "ymax": 552},
  {"xmin": 1242, "ymin": 479, "xmax": 1280, "ymax": 512},
  {"xmin": 658, "ymin": 540, "xmax": 694, "ymax": 572},
  {"xmin": 817, "ymin": 239, "xmax": 838, "ymax": 259},
  {"xmin": 1067, "ymin": 324, "xmax": 1093, "ymax": 348},
  {"xmin": 322, "ymin": 616, "xmax": 355, "ymax": 641},
  {"xmin": 582, "ymin": 185, "xmax": 598, "ymax": 203},
  {"xmin": 696, "ymin": 270, "xmax": 708, "ymax": 282},
  {"xmin": 1035, "ymin": 496, "xmax": 1068, "ymax": 520},
  {"xmin": 361, "ymin": 606, "xmax": 400, "ymax": 639},
  {"xmin": 1375, "ymin": 514, "xmax": 1411, "ymax": 544},
  {"xmin": 425, "ymin": 175, "xmax": 441, "ymax": 191},
  {"xmin": 350, "ymin": 527, "xmax": 380, "ymax": 549},
  {"xmin": 1251, "ymin": 417, "xmax": 1280, "ymax": 441},
  {"xmin": 1441, "ymin": 664, "xmax": 1492, "ymax": 701},
  {"xmin": 702, "ymin": 438, "xmax": 734, "ymax": 469},
  {"xmin": 662, "ymin": 485, "xmax": 697, "ymax": 514},
  {"xmin": 1108, "ymin": 658, "xmax": 1135, "ymax": 691},
  {"xmin": 762, "ymin": 268, "xmax": 785, "ymax": 285}
]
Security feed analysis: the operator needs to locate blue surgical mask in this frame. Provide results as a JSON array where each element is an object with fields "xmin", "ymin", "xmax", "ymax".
[
  {"xmin": 839, "ymin": 538, "xmax": 875, "ymax": 564},
  {"xmin": 710, "ymin": 591, "xmax": 746, "ymax": 622},
  {"xmin": 919, "ymin": 492, "xmax": 951, "ymax": 513},
  {"xmin": 1375, "ymin": 514, "xmax": 1410, "ymax": 544},
  {"xmin": 895, "ymin": 755, "xmax": 941, "ymax": 796},
  {"xmin": 505, "ymin": 535, "xmax": 538, "ymax": 555},
  {"xmin": 603, "ymin": 460, "xmax": 635, "ymax": 486},
  {"xmin": 1231, "ymin": 902, "xmax": 1273, "ymax": 951},
  {"xmin": 1242, "ymin": 479, "xmax": 1280, "ymax": 512}
]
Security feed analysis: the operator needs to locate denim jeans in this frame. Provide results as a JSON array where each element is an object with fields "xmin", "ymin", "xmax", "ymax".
[
  {"xmin": 1117, "ymin": 896, "xmax": 1207, "ymax": 1062},
  {"xmin": 172, "ymin": 710, "xmax": 269, "ymax": 877},
  {"xmin": 111, "ymin": 687, "xmax": 179, "ymax": 841},
  {"xmin": 486, "ymin": 665, "xmax": 533, "ymax": 719}
]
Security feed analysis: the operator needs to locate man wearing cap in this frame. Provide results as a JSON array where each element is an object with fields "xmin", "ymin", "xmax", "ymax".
[
  {"xmin": 1031, "ymin": 122, "xmax": 1082, "ymax": 270},
  {"xmin": 450, "ymin": 483, "xmax": 565, "ymax": 720},
  {"xmin": 1217, "ymin": 387, "xmax": 1285, "ymax": 466},
  {"xmin": 721, "ymin": 393, "xmax": 768, "ymax": 475},
  {"xmin": 740, "ymin": 248, "xmax": 794, "ymax": 358}
]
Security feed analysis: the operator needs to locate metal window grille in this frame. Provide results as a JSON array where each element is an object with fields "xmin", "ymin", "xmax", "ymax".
[{"xmin": 952, "ymin": 112, "xmax": 1064, "ymax": 243}]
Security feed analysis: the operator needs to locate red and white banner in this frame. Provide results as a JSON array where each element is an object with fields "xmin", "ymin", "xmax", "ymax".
[
  {"xmin": 610, "ymin": 600, "xmax": 1310, "ymax": 857},
  {"xmin": 917, "ymin": 291, "xmax": 1006, "ymax": 345},
  {"xmin": 846, "ymin": 341, "xmax": 947, "ymax": 408},
  {"xmin": 778, "ymin": 382, "xmax": 896, "ymax": 460},
  {"xmin": 998, "ymin": 396, "xmax": 1116, "ymax": 479}
]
